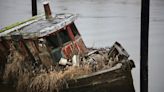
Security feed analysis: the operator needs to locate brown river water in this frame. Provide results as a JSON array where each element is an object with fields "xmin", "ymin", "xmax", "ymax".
[{"xmin": 0, "ymin": 0, "xmax": 164, "ymax": 92}]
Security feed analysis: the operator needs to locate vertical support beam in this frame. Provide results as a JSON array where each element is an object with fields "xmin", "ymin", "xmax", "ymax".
[
  {"xmin": 22, "ymin": 40, "xmax": 36, "ymax": 63},
  {"xmin": 11, "ymin": 35, "xmax": 36, "ymax": 64},
  {"xmin": 141, "ymin": 0, "xmax": 149, "ymax": 92},
  {"xmin": 32, "ymin": 0, "xmax": 37, "ymax": 16}
]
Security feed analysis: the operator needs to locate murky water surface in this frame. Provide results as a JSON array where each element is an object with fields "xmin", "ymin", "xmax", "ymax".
[{"xmin": 0, "ymin": 0, "xmax": 164, "ymax": 92}]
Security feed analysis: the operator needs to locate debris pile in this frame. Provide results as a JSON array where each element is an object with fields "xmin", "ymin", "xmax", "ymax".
[{"xmin": 2, "ymin": 42, "xmax": 131, "ymax": 92}]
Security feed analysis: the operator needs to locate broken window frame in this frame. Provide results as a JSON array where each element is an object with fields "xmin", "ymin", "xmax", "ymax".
[
  {"xmin": 45, "ymin": 33, "xmax": 60, "ymax": 50},
  {"xmin": 68, "ymin": 22, "xmax": 80, "ymax": 40},
  {"xmin": 58, "ymin": 27, "xmax": 72, "ymax": 46}
]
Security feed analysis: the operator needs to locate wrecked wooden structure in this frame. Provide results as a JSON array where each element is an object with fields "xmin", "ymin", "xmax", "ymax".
[{"xmin": 0, "ymin": 1, "xmax": 135, "ymax": 92}]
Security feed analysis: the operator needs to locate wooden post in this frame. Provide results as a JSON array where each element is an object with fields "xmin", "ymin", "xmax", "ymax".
[
  {"xmin": 32, "ymin": 0, "xmax": 37, "ymax": 16},
  {"xmin": 141, "ymin": 0, "xmax": 149, "ymax": 92}
]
